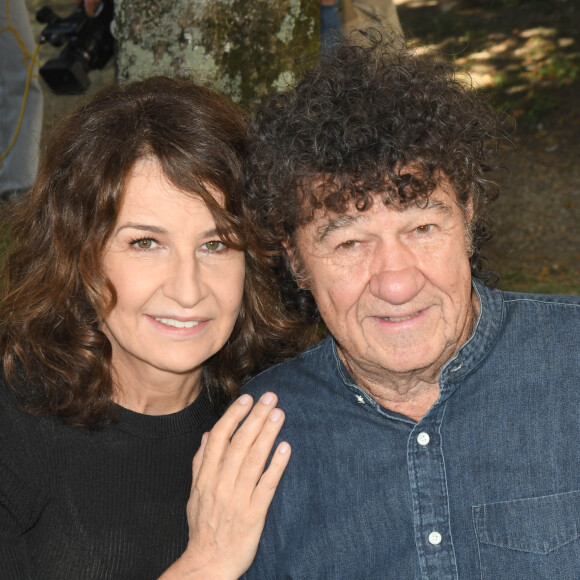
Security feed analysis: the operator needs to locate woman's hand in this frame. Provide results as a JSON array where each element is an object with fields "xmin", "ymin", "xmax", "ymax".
[{"xmin": 159, "ymin": 392, "xmax": 290, "ymax": 579}]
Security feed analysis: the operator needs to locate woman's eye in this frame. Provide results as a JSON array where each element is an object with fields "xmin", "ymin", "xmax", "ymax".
[
  {"xmin": 339, "ymin": 240, "xmax": 357, "ymax": 250},
  {"xmin": 131, "ymin": 238, "xmax": 158, "ymax": 250},
  {"xmin": 203, "ymin": 240, "xmax": 225, "ymax": 251}
]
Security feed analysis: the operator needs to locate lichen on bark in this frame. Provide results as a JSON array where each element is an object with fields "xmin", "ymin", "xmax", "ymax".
[{"xmin": 115, "ymin": 0, "xmax": 319, "ymax": 110}]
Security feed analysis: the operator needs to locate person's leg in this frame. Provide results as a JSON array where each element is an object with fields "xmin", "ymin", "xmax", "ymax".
[
  {"xmin": 341, "ymin": 0, "xmax": 402, "ymax": 36},
  {"xmin": 321, "ymin": 0, "xmax": 342, "ymax": 55},
  {"xmin": 0, "ymin": 0, "xmax": 43, "ymax": 198}
]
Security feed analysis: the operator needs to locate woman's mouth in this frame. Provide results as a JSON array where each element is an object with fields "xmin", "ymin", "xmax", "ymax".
[{"xmin": 154, "ymin": 317, "xmax": 201, "ymax": 329}]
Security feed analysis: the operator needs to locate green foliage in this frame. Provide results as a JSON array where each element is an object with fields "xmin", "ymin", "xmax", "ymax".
[{"xmin": 532, "ymin": 54, "xmax": 579, "ymax": 86}]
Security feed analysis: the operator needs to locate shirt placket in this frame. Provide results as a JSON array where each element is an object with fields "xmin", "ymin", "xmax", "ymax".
[{"xmin": 407, "ymin": 400, "xmax": 458, "ymax": 580}]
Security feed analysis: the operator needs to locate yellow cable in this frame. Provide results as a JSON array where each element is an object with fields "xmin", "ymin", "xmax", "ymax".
[{"xmin": 0, "ymin": 0, "xmax": 42, "ymax": 163}]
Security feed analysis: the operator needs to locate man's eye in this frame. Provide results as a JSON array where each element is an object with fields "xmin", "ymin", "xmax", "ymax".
[
  {"xmin": 203, "ymin": 240, "xmax": 226, "ymax": 251},
  {"xmin": 339, "ymin": 240, "xmax": 357, "ymax": 250},
  {"xmin": 415, "ymin": 224, "xmax": 433, "ymax": 234},
  {"xmin": 131, "ymin": 238, "xmax": 158, "ymax": 250}
]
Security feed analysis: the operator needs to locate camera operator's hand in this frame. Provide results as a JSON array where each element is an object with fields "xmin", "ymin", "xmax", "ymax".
[{"xmin": 75, "ymin": 0, "xmax": 102, "ymax": 17}]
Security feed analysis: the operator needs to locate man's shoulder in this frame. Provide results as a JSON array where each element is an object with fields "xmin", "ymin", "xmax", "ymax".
[
  {"xmin": 490, "ymin": 288, "xmax": 580, "ymax": 351},
  {"xmin": 477, "ymin": 279, "xmax": 580, "ymax": 310},
  {"xmin": 243, "ymin": 336, "xmax": 334, "ymax": 398},
  {"xmin": 499, "ymin": 288, "xmax": 580, "ymax": 308},
  {"xmin": 498, "ymin": 288, "xmax": 580, "ymax": 323}
]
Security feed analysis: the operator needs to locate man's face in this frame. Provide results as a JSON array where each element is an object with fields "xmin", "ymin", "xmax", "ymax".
[{"xmin": 289, "ymin": 183, "xmax": 477, "ymax": 388}]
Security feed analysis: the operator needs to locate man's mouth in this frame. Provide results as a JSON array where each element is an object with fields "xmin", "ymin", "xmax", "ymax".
[
  {"xmin": 379, "ymin": 309, "xmax": 426, "ymax": 323},
  {"xmin": 380, "ymin": 314, "xmax": 416, "ymax": 322}
]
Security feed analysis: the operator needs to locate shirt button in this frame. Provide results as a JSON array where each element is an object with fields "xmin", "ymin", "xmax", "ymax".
[
  {"xmin": 417, "ymin": 432, "xmax": 430, "ymax": 446},
  {"xmin": 428, "ymin": 531, "xmax": 442, "ymax": 545}
]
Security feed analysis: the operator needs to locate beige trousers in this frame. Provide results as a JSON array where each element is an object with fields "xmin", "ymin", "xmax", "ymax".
[{"xmin": 342, "ymin": 0, "xmax": 402, "ymax": 36}]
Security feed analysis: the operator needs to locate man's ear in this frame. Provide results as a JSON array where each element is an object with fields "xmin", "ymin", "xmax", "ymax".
[
  {"xmin": 282, "ymin": 238, "xmax": 310, "ymax": 290},
  {"xmin": 463, "ymin": 196, "xmax": 475, "ymax": 257},
  {"xmin": 465, "ymin": 196, "xmax": 474, "ymax": 223}
]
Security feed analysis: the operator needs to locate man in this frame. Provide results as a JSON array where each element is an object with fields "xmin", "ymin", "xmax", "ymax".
[{"xmin": 242, "ymin": 32, "xmax": 580, "ymax": 579}]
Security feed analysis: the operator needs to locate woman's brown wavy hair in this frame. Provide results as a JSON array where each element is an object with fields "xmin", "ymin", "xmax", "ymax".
[{"xmin": 0, "ymin": 76, "xmax": 312, "ymax": 428}]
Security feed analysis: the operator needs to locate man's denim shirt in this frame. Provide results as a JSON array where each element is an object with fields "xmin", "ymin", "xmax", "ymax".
[{"xmin": 243, "ymin": 280, "xmax": 580, "ymax": 579}]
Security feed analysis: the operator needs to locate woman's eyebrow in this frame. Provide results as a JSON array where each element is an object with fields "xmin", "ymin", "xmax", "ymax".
[
  {"xmin": 115, "ymin": 223, "xmax": 168, "ymax": 235},
  {"xmin": 115, "ymin": 223, "xmax": 221, "ymax": 238}
]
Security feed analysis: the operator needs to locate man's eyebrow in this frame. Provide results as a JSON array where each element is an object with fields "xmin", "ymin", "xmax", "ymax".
[
  {"xmin": 422, "ymin": 198, "xmax": 453, "ymax": 214},
  {"xmin": 315, "ymin": 214, "xmax": 361, "ymax": 243},
  {"xmin": 314, "ymin": 198, "xmax": 453, "ymax": 243}
]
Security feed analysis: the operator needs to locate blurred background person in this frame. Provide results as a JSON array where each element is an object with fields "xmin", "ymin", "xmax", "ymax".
[
  {"xmin": 0, "ymin": 0, "xmax": 43, "ymax": 202},
  {"xmin": 321, "ymin": 0, "xmax": 402, "ymax": 54}
]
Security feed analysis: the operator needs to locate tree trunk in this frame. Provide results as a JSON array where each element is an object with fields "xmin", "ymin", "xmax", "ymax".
[{"xmin": 114, "ymin": 0, "xmax": 320, "ymax": 110}]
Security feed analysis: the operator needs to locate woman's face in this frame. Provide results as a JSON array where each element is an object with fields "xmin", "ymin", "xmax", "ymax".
[{"xmin": 101, "ymin": 159, "xmax": 245, "ymax": 393}]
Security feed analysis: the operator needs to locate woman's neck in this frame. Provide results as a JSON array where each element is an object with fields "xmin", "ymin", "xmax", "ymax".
[{"xmin": 112, "ymin": 361, "xmax": 203, "ymax": 415}]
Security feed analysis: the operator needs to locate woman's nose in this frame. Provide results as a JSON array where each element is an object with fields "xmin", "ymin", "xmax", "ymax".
[{"xmin": 164, "ymin": 256, "xmax": 207, "ymax": 309}]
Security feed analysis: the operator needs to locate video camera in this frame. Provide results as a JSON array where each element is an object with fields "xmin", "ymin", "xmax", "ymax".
[{"xmin": 36, "ymin": 1, "xmax": 115, "ymax": 95}]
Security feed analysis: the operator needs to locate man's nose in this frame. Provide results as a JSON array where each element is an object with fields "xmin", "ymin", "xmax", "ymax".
[
  {"xmin": 368, "ymin": 242, "xmax": 425, "ymax": 305},
  {"xmin": 369, "ymin": 268, "xmax": 425, "ymax": 304}
]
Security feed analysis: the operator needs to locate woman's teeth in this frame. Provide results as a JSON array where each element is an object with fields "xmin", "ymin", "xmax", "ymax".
[{"xmin": 155, "ymin": 317, "xmax": 200, "ymax": 328}]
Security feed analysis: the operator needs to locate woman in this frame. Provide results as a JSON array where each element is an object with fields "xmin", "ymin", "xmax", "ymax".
[{"xmin": 0, "ymin": 77, "xmax": 309, "ymax": 579}]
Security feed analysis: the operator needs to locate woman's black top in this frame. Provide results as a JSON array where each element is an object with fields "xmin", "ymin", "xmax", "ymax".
[{"xmin": 0, "ymin": 380, "xmax": 217, "ymax": 579}]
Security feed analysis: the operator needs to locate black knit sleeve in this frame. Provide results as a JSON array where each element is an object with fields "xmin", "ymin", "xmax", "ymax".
[{"xmin": 0, "ymin": 384, "xmax": 45, "ymax": 579}]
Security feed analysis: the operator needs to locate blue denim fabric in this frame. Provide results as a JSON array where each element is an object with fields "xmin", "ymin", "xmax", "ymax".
[
  {"xmin": 321, "ymin": 2, "xmax": 342, "ymax": 56},
  {"xmin": 243, "ymin": 280, "xmax": 580, "ymax": 579}
]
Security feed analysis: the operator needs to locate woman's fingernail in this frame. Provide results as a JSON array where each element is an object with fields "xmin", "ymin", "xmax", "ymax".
[
  {"xmin": 270, "ymin": 408, "xmax": 283, "ymax": 422},
  {"xmin": 261, "ymin": 392, "xmax": 275, "ymax": 405},
  {"xmin": 278, "ymin": 442, "xmax": 290, "ymax": 454},
  {"xmin": 237, "ymin": 394, "xmax": 252, "ymax": 405}
]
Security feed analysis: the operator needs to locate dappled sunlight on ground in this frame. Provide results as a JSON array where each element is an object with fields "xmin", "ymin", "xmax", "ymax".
[
  {"xmin": 398, "ymin": 0, "xmax": 578, "ymax": 122},
  {"xmin": 397, "ymin": 0, "xmax": 580, "ymax": 293}
]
